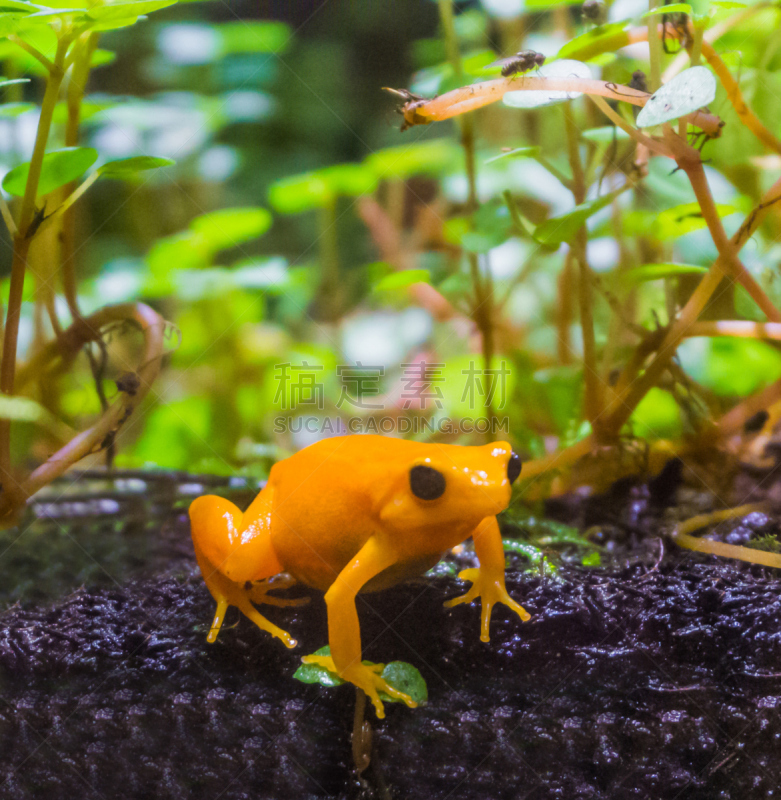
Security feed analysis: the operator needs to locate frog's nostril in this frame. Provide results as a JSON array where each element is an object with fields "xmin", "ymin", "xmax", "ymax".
[{"xmin": 507, "ymin": 452, "xmax": 522, "ymax": 484}]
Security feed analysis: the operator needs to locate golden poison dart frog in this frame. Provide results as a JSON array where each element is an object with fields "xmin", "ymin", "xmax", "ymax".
[{"xmin": 189, "ymin": 435, "xmax": 529, "ymax": 717}]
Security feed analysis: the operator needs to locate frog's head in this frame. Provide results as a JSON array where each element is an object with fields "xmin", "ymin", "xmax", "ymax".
[{"xmin": 378, "ymin": 441, "xmax": 521, "ymax": 532}]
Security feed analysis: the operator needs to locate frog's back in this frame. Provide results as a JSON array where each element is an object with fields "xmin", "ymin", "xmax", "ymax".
[{"xmin": 268, "ymin": 436, "xmax": 437, "ymax": 590}]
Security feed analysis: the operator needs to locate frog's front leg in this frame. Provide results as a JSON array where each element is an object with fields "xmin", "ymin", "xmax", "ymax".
[
  {"xmin": 302, "ymin": 536, "xmax": 418, "ymax": 719},
  {"xmin": 444, "ymin": 515, "xmax": 530, "ymax": 641},
  {"xmin": 189, "ymin": 490, "xmax": 296, "ymax": 648}
]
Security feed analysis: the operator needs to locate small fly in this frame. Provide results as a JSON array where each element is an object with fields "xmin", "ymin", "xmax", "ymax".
[{"xmin": 491, "ymin": 50, "xmax": 546, "ymax": 78}]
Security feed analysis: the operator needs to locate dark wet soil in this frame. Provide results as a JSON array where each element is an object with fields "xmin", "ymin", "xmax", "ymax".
[{"xmin": 0, "ymin": 466, "xmax": 780, "ymax": 799}]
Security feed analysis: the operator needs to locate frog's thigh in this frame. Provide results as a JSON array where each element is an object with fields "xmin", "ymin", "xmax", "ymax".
[
  {"xmin": 189, "ymin": 489, "xmax": 282, "ymax": 584},
  {"xmin": 325, "ymin": 536, "xmax": 397, "ymax": 673},
  {"xmin": 190, "ymin": 490, "xmax": 291, "ymax": 646}
]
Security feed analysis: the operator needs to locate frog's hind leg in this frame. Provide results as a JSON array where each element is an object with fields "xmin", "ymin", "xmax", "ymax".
[{"xmin": 189, "ymin": 491, "xmax": 296, "ymax": 648}]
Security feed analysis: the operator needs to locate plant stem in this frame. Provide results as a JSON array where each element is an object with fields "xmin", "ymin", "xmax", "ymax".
[
  {"xmin": 397, "ymin": 76, "xmax": 722, "ymax": 138},
  {"xmin": 700, "ymin": 40, "xmax": 781, "ymax": 155},
  {"xmin": 646, "ymin": 2, "xmax": 663, "ymax": 92},
  {"xmin": 668, "ymin": 133, "xmax": 780, "ymax": 322},
  {"xmin": 604, "ymin": 172, "xmax": 781, "ymax": 433},
  {"xmin": 565, "ymin": 110, "xmax": 602, "ymax": 431},
  {"xmin": 0, "ymin": 37, "xmax": 68, "ymax": 480},
  {"xmin": 61, "ymin": 32, "xmax": 98, "ymax": 319},
  {"xmin": 0, "ymin": 303, "xmax": 165, "ymax": 519}
]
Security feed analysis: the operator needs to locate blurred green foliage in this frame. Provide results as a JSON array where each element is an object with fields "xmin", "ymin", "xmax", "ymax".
[{"xmin": 0, "ymin": 0, "xmax": 779, "ymax": 491}]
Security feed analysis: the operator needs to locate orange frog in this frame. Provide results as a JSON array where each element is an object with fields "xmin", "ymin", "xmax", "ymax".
[{"xmin": 189, "ymin": 434, "xmax": 529, "ymax": 717}]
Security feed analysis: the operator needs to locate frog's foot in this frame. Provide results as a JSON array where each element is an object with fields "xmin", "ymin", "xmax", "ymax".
[
  {"xmin": 202, "ymin": 572, "xmax": 297, "ymax": 648},
  {"xmin": 300, "ymin": 654, "xmax": 417, "ymax": 719},
  {"xmin": 444, "ymin": 567, "xmax": 530, "ymax": 642},
  {"xmin": 246, "ymin": 575, "xmax": 310, "ymax": 608}
]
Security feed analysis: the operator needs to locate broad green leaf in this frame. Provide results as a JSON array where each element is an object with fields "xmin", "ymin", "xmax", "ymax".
[
  {"xmin": 2, "ymin": 146, "xmax": 97, "ymax": 197},
  {"xmin": 379, "ymin": 662, "xmax": 428, "ymax": 706},
  {"xmin": 504, "ymin": 60, "xmax": 592, "ymax": 109},
  {"xmin": 629, "ymin": 387, "xmax": 682, "ymax": 439},
  {"xmin": 557, "ymin": 22, "xmax": 630, "ymax": 61},
  {"xmin": 642, "ymin": 3, "xmax": 692, "ymax": 17},
  {"xmin": 190, "ymin": 207, "xmax": 272, "ymax": 250},
  {"xmin": 636, "ymin": 67, "xmax": 716, "ymax": 128},
  {"xmin": 373, "ymin": 269, "xmax": 430, "ymax": 292},
  {"xmin": 710, "ymin": 0, "xmax": 746, "ymax": 7},
  {"xmin": 269, "ymin": 164, "xmax": 377, "ymax": 214},
  {"xmin": 0, "ymin": 2, "xmax": 39, "ymax": 11},
  {"xmin": 619, "ymin": 263, "xmax": 708, "ymax": 284},
  {"xmin": 88, "ymin": 0, "xmax": 176, "ymax": 20},
  {"xmin": 293, "ymin": 646, "xmax": 428, "ymax": 706},
  {"xmin": 98, "ymin": 155, "xmax": 175, "ymax": 179},
  {"xmin": 484, "ymin": 146, "xmax": 541, "ymax": 164},
  {"xmin": 0, "ymin": 101, "xmax": 34, "ymax": 117},
  {"xmin": 681, "ymin": 337, "xmax": 781, "ymax": 398},
  {"xmin": 364, "ymin": 139, "xmax": 460, "ymax": 180},
  {"xmin": 582, "ymin": 551, "xmax": 602, "ymax": 567},
  {"xmin": 91, "ymin": 48, "xmax": 115, "ymax": 66},
  {"xmin": 581, "ymin": 126, "xmax": 631, "ymax": 144},
  {"xmin": 218, "ymin": 20, "xmax": 290, "ymax": 55},
  {"xmin": 533, "ymin": 185, "xmax": 624, "ymax": 246},
  {"xmin": 653, "ymin": 202, "xmax": 737, "ymax": 240}
]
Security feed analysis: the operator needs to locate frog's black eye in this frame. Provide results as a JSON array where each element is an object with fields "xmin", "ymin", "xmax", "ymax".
[
  {"xmin": 507, "ymin": 452, "xmax": 522, "ymax": 484},
  {"xmin": 409, "ymin": 465, "xmax": 446, "ymax": 500}
]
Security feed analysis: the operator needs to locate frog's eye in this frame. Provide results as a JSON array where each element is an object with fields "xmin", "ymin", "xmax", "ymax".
[
  {"xmin": 409, "ymin": 465, "xmax": 446, "ymax": 500},
  {"xmin": 507, "ymin": 451, "xmax": 522, "ymax": 484}
]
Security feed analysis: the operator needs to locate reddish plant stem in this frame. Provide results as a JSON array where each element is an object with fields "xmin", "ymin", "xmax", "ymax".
[{"xmin": 0, "ymin": 303, "xmax": 166, "ymax": 519}]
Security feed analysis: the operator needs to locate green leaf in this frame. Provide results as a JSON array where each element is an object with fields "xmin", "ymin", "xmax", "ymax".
[
  {"xmin": 2, "ymin": 146, "xmax": 97, "ymax": 197},
  {"xmin": 653, "ymin": 202, "xmax": 737, "ymax": 240},
  {"xmin": 91, "ymin": 48, "xmax": 115, "ymax": 67},
  {"xmin": 581, "ymin": 551, "xmax": 601, "ymax": 567},
  {"xmin": 373, "ymin": 269, "xmax": 430, "ymax": 292},
  {"xmin": 190, "ymin": 207, "xmax": 272, "ymax": 250},
  {"xmin": 0, "ymin": 101, "xmax": 34, "ymax": 117},
  {"xmin": 378, "ymin": 662, "xmax": 428, "ymax": 706},
  {"xmin": 619, "ymin": 262, "xmax": 708, "ymax": 285},
  {"xmin": 504, "ymin": 60, "xmax": 592, "ymax": 109},
  {"xmin": 293, "ymin": 646, "xmax": 428, "ymax": 706},
  {"xmin": 87, "ymin": 0, "xmax": 176, "ymax": 20},
  {"xmin": 557, "ymin": 22, "xmax": 630, "ymax": 61},
  {"xmin": 269, "ymin": 164, "xmax": 377, "ymax": 214},
  {"xmin": 533, "ymin": 185, "xmax": 624, "ymax": 246},
  {"xmin": 581, "ymin": 126, "xmax": 631, "ymax": 144},
  {"xmin": 0, "ymin": 2, "xmax": 39, "ymax": 12},
  {"xmin": 98, "ymin": 155, "xmax": 175, "ymax": 179},
  {"xmin": 683, "ymin": 337, "xmax": 781, "ymax": 398},
  {"xmin": 218, "ymin": 20, "xmax": 290, "ymax": 55},
  {"xmin": 364, "ymin": 139, "xmax": 460, "ymax": 180},
  {"xmin": 629, "ymin": 386, "xmax": 682, "ymax": 439},
  {"xmin": 636, "ymin": 66, "xmax": 716, "ymax": 128},
  {"xmin": 484, "ymin": 146, "xmax": 541, "ymax": 164},
  {"xmin": 642, "ymin": 3, "xmax": 692, "ymax": 17}
]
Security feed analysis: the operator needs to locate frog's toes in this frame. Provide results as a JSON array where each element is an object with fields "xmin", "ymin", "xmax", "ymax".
[{"xmin": 300, "ymin": 655, "xmax": 417, "ymax": 718}]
